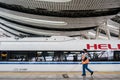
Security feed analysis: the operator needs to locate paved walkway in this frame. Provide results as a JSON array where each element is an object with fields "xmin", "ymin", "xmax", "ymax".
[{"xmin": 0, "ymin": 71, "xmax": 120, "ymax": 80}]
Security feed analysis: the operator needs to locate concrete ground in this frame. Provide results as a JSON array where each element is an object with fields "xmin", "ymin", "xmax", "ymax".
[{"xmin": 0, "ymin": 71, "xmax": 120, "ymax": 80}]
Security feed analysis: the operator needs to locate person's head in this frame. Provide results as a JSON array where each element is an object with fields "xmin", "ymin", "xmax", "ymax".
[{"xmin": 83, "ymin": 49, "xmax": 87, "ymax": 53}]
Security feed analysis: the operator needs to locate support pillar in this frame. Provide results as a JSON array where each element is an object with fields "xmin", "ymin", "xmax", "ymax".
[
  {"xmin": 118, "ymin": 25, "xmax": 120, "ymax": 40},
  {"xmin": 95, "ymin": 19, "xmax": 111, "ymax": 40}
]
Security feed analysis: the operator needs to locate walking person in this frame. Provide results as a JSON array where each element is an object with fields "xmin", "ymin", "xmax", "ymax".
[{"xmin": 81, "ymin": 49, "xmax": 94, "ymax": 76}]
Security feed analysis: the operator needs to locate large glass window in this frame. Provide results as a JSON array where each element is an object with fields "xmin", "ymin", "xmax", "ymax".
[{"xmin": 0, "ymin": 50, "xmax": 120, "ymax": 62}]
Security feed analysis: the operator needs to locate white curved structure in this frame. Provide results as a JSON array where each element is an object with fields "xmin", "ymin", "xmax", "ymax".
[
  {"xmin": 35, "ymin": 0, "xmax": 72, "ymax": 2},
  {"xmin": 0, "ymin": 0, "xmax": 120, "ymax": 37}
]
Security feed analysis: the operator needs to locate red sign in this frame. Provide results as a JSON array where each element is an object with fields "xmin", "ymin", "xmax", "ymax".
[{"xmin": 86, "ymin": 44, "xmax": 120, "ymax": 50}]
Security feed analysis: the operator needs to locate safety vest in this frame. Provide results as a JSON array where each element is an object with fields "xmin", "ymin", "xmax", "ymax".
[{"xmin": 82, "ymin": 53, "xmax": 89, "ymax": 64}]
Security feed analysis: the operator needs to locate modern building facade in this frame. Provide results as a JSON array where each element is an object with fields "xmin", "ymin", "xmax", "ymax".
[{"xmin": 0, "ymin": 0, "xmax": 120, "ymax": 37}]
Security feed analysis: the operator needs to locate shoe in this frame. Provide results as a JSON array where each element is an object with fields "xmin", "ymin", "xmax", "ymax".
[
  {"xmin": 82, "ymin": 74, "xmax": 86, "ymax": 76},
  {"xmin": 91, "ymin": 72, "xmax": 94, "ymax": 75}
]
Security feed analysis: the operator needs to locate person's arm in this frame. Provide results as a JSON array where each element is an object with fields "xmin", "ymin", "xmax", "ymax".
[
  {"xmin": 82, "ymin": 53, "xmax": 88, "ymax": 61},
  {"xmin": 83, "ymin": 57, "xmax": 87, "ymax": 61}
]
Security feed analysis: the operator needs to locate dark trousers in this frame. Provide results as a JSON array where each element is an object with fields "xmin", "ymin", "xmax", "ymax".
[{"xmin": 82, "ymin": 64, "xmax": 93, "ymax": 75}]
